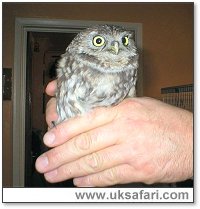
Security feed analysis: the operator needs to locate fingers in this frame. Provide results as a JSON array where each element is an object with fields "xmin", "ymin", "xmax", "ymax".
[
  {"xmin": 73, "ymin": 164, "xmax": 132, "ymax": 187},
  {"xmin": 73, "ymin": 163, "xmax": 157, "ymax": 187},
  {"xmin": 36, "ymin": 121, "xmax": 120, "ymax": 174},
  {"xmin": 45, "ymin": 80, "xmax": 58, "ymax": 128},
  {"xmin": 43, "ymin": 106, "xmax": 118, "ymax": 147},
  {"xmin": 43, "ymin": 144, "xmax": 127, "ymax": 183},
  {"xmin": 45, "ymin": 80, "xmax": 57, "ymax": 96}
]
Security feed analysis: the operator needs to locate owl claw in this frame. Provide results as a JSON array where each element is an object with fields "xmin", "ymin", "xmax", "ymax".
[{"xmin": 51, "ymin": 121, "xmax": 57, "ymax": 129}]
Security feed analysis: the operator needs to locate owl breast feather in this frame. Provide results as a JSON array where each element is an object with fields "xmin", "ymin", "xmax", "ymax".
[{"xmin": 56, "ymin": 54, "xmax": 137, "ymax": 124}]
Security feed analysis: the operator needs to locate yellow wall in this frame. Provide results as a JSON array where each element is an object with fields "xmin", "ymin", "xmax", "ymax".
[{"xmin": 2, "ymin": 3, "xmax": 193, "ymax": 186}]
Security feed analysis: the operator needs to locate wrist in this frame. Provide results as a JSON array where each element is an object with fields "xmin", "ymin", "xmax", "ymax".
[
  {"xmin": 172, "ymin": 109, "xmax": 193, "ymax": 182},
  {"xmin": 159, "ymin": 108, "xmax": 193, "ymax": 183}
]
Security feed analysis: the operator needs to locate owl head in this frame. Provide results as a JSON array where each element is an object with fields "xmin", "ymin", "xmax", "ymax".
[{"xmin": 67, "ymin": 25, "xmax": 139, "ymax": 73}]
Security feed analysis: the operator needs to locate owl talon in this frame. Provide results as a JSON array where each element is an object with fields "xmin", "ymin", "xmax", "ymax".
[{"xmin": 51, "ymin": 121, "xmax": 57, "ymax": 129}]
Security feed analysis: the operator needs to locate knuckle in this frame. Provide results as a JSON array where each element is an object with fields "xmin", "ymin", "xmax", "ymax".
[
  {"xmin": 104, "ymin": 167, "xmax": 118, "ymax": 183},
  {"xmin": 104, "ymin": 167, "xmax": 124, "ymax": 185},
  {"xmin": 84, "ymin": 152, "xmax": 103, "ymax": 171},
  {"xmin": 74, "ymin": 131, "xmax": 98, "ymax": 152},
  {"xmin": 74, "ymin": 133, "xmax": 91, "ymax": 151}
]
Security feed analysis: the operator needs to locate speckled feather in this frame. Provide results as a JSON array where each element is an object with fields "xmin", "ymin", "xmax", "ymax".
[{"xmin": 56, "ymin": 25, "xmax": 139, "ymax": 124}]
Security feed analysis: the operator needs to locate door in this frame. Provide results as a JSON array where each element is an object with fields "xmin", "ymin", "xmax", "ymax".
[
  {"xmin": 25, "ymin": 32, "xmax": 33, "ymax": 186},
  {"xmin": 25, "ymin": 31, "xmax": 77, "ymax": 187}
]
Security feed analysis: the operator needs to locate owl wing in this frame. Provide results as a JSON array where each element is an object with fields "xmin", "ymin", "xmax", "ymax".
[
  {"xmin": 56, "ymin": 55, "xmax": 101, "ymax": 121},
  {"xmin": 127, "ymin": 85, "xmax": 136, "ymax": 97},
  {"xmin": 127, "ymin": 68, "xmax": 138, "ymax": 97},
  {"xmin": 73, "ymin": 74, "xmax": 107, "ymax": 112}
]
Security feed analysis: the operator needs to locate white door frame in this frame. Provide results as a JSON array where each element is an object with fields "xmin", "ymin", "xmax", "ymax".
[{"xmin": 13, "ymin": 17, "xmax": 143, "ymax": 187}]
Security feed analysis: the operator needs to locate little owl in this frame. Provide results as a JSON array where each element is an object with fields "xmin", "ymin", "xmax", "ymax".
[{"xmin": 55, "ymin": 25, "xmax": 139, "ymax": 124}]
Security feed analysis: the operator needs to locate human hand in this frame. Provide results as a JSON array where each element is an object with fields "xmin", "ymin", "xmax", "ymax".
[{"xmin": 36, "ymin": 81, "xmax": 193, "ymax": 187}]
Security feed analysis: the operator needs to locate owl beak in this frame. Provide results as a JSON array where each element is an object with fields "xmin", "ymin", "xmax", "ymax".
[{"xmin": 110, "ymin": 41, "xmax": 119, "ymax": 55}]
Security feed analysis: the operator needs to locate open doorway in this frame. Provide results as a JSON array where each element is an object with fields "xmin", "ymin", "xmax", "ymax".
[{"xmin": 25, "ymin": 32, "xmax": 77, "ymax": 187}]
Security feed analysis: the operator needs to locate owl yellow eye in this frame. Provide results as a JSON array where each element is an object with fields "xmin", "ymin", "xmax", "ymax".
[
  {"xmin": 122, "ymin": 36, "xmax": 129, "ymax": 46},
  {"xmin": 93, "ymin": 36, "xmax": 105, "ymax": 47}
]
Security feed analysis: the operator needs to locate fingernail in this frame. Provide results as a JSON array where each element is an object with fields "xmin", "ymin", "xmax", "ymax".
[
  {"xmin": 36, "ymin": 155, "xmax": 49, "ymax": 172},
  {"xmin": 43, "ymin": 132, "xmax": 55, "ymax": 146},
  {"xmin": 73, "ymin": 178, "xmax": 81, "ymax": 187}
]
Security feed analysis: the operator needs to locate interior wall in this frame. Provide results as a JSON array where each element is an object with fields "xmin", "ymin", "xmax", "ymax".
[
  {"xmin": 2, "ymin": 101, "xmax": 13, "ymax": 187},
  {"xmin": 2, "ymin": 3, "xmax": 193, "ymax": 186}
]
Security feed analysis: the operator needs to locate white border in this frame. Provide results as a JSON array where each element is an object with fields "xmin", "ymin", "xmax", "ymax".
[
  {"xmin": 1, "ymin": 0, "xmax": 199, "ymax": 207},
  {"xmin": 3, "ymin": 188, "xmax": 194, "ymax": 203}
]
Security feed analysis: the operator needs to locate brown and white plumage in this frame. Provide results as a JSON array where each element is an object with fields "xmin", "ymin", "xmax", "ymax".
[{"xmin": 56, "ymin": 25, "xmax": 139, "ymax": 124}]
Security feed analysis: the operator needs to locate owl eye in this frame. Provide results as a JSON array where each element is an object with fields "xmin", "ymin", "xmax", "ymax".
[
  {"xmin": 93, "ymin": 36, "xmax": 105, "ymax": 47},
  {"xmin": 122, "ymin": 36, "xmax": 129, "ymax": 46}
]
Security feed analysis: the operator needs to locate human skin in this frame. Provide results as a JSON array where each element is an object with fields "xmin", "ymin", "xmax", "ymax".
[{"xmin": 35, "ymin": 80, "xmax": 193, "ymax": 187}]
